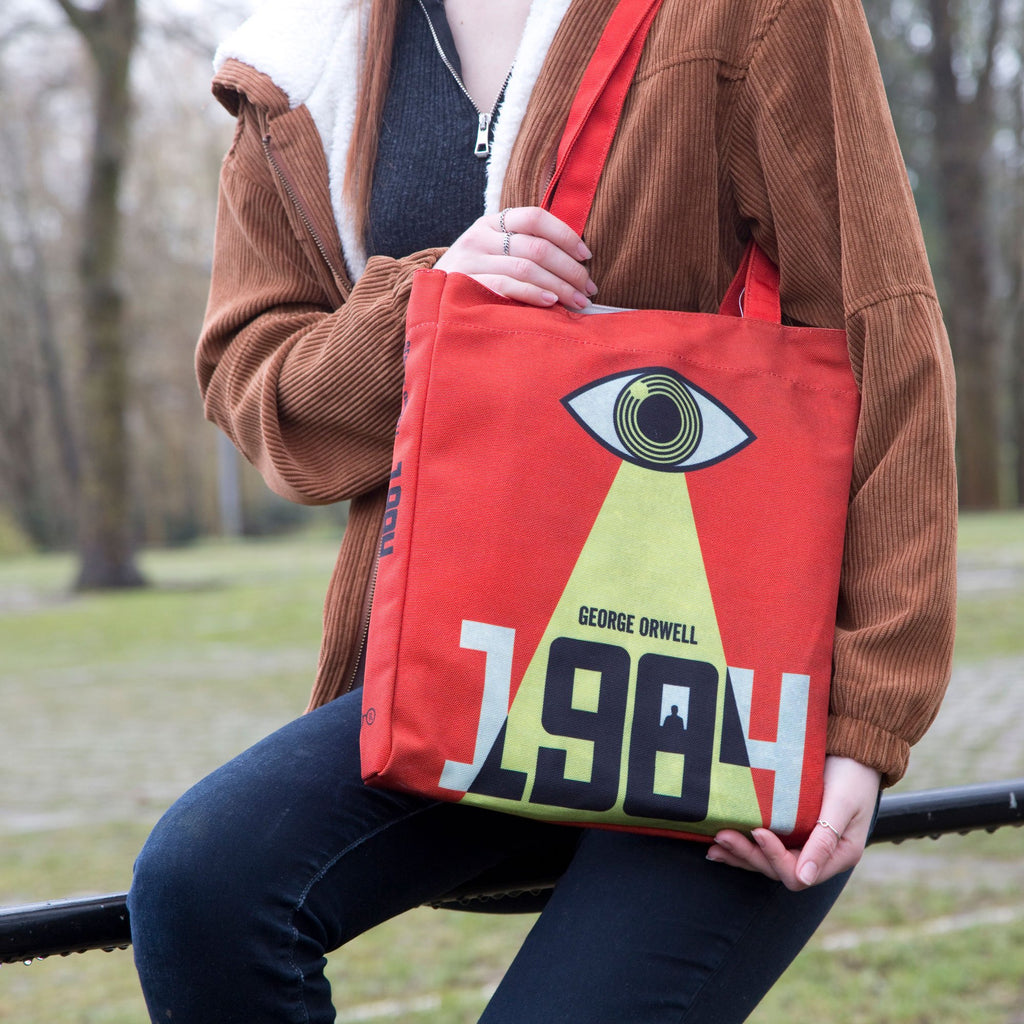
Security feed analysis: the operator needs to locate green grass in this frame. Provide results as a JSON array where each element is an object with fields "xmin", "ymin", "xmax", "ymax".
[
  {"xmin": 956, "ymin": 510, "xmax": 1024, "ymax": 555},
  {"xmin": 954, "ymin": 590, "xmax": 1024, "ymax": 661},
  {"xmin": 758, "ymin": 920, "xmax": 1024, "ymax": 1024},
  {"xmin": 954, "ymin": 510, "xmax": 1024, "ymax": 661},
  {"xmin": 1, "ymin": 515, "xmax": 1022, "ymax": 1023}
]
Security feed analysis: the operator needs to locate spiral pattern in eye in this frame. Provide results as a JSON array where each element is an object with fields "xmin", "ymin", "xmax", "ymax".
[
  {"xmin": 613, "ymin": 373, "xmax": 702, "ymax": 466},
  {"xmin": 562, "ymin": 365, "xmax": 754, "ymax": 473}
]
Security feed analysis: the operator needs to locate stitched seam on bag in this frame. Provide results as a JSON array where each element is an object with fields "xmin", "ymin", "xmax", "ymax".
[
  {"xmin": 415, "ymin": 318, "xmax": 858, "ymax": 397},
  {"xmin": 376, "ymin": 301, "xmax": 443, "ymax": 776}
]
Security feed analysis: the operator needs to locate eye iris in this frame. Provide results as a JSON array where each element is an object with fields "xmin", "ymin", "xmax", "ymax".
[{"xmin": 614, "ymin": 372, "xmax": 701, "ymax": 465}]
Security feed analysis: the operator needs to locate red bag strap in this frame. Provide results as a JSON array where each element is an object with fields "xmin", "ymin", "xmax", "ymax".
[
  {"xmin": 716, "ymin": 240, "xmax": 782, "ymax": 323},
  {"xmin": 541, "ymin": 0, "xmax": 781, "ymax": 324},
  {"xmin": 541, "ymin": 0, "xmax": 663, "ymax": 234}
]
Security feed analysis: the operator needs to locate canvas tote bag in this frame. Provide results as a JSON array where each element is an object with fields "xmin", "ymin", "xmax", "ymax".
[{"xmin": 360, "ymin": 0, "xmax": 860, "ymax": 844}]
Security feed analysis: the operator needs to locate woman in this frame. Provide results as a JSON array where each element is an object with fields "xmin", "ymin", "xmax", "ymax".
[{"xmin": 129, "ymin": 0, "xmax": 957, "ymax": 1020}]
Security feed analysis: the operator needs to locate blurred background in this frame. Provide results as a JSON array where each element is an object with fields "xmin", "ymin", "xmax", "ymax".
[
  {"xmin": 0, "ymin": 0, "xmax": 312, "ymax": 576},
  {"xmin": 0, "ymin": 1, "xmax": 1022, "ymax": 1021},
  {"xmin": 1, "ymin": 0, "xmax": 1024, "ymax": 571}
]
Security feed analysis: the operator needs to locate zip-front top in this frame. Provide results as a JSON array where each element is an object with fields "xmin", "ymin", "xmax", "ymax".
[
  {"xmin": 414, "ymin": 0, "xmax": 514, "ymax": 157},
  {"xmin": 366, "ymin": 0, "xmax": 506, "ymax": 258},
  {"xmin": 212, "ymin": 0, "xmax": 572, "ymax": 280}
]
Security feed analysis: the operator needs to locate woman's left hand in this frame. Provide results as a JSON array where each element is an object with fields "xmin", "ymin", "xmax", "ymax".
[{"xmin": 705, "ymin": 755, "xmax": 882, "ymax": 890}]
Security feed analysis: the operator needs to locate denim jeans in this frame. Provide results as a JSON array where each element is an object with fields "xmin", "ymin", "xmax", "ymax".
[{"xmin": 129, "ymin": 689, "xmax": 850, "ymax": 1023}]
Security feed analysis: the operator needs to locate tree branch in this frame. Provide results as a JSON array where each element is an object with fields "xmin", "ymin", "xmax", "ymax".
[
  {"xmin": 977, "ymin": 0, "xmax": 1008, "ymax": 110},
  {"xmin": 50, "ymin": 0, "xmax": 96, "ymax": 38}
]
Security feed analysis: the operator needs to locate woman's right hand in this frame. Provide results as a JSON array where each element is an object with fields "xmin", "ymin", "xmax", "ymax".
[{"xmin": 435, "ymin": 206, "xmax": 597, "ymax": 310}]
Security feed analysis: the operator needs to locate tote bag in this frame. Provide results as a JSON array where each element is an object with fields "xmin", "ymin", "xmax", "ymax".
[{"xmin": 360, "ymin": 0, "xmax": 860, "ymax": 844}]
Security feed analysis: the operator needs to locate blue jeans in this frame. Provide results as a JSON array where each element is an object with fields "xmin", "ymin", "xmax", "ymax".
[{"xmin": 129, "ymin": 690, "xmax": 850, "ymax": 1023}]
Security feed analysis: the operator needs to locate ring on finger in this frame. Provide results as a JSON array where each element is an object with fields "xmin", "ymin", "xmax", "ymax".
[
  {"xmin": 817, "ymin": 819, "xmax": 842, "ymax": 841},
  {"xmin": 498, "ymin": 208, "xmax": 518, "ymax": 256}
]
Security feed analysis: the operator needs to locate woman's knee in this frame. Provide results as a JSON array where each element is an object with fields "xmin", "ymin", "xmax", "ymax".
[{"xmin": 128, "ymin": 768, "xmax": 277, "ymax": 952}]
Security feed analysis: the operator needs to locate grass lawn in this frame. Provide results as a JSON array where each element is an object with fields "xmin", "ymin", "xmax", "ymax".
[{"xmin": 1, "ymin": 513, "xmax": 1022, "ymax": 1022}]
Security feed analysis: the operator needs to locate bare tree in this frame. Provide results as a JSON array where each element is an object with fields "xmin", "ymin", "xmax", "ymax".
[
  {"xmin": 1011, "ymin": 70, "xmax": 1024, "ymax": 505},
  {"xmin": 53, "ymin": 0, "xmax": 145, "ymax": 587},
  {"xmin": 927, "ymin": 0, "xmax": 1009, "ymax": 508},
  {"xmin": 863, "ymin": 0, "xmax": 1024, "ymax": 508},
  {"xmin": 0, "ymin": 101, "xmax": 81, "ymax": 493}
]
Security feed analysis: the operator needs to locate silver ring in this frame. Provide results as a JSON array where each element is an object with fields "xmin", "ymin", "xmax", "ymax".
[
  {"xmin": 502, "ymin": 231, "xmax": 512, "ymax": 257},
  {"xmin": 499, "ymin": 208, "xmax": 509, "ymax": 233},
  {"xmin": 817, "ymin": 819, "xmax": 842, "ymax": 841}
]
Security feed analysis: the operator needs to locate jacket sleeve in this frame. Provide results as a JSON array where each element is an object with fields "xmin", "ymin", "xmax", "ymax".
[
  {"xmin": 729, "ymin": 0, "xmax": 958, "ymax": 786},
  {"xmin": 196, "ymin": 96, "xmax": 443, "ymax": 506}
]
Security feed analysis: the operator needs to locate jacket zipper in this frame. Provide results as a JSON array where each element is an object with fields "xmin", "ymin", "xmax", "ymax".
[
  {"xmin": 262, "ymin": 131, "xmax": 367, "ymax": 691},
  {"xmin": 342, "ymin": 558, "xmax": 379, "ymax": 695},
  {"xmin": 415, "ymin": 0, "xmax": 513, "ymax": 158},
  {"xmin": 262, "ymin": 133, "xmax": 344, "ymax": 283}
]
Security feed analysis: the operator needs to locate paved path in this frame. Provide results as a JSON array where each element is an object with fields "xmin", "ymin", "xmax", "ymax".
[{"xmin": 905, "ymin": 654, "xmax": 1024, "ymax": 791}]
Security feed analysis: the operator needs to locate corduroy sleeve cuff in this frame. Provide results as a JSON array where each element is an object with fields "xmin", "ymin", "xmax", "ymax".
[{"xmin": 826, "ymin": 714, "xmax": 910, "ymax": 789}]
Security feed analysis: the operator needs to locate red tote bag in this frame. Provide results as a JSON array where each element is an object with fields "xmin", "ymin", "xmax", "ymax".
[{"xmin": 360, "ymin": 0, "xmax": 860, "ymax": 844}]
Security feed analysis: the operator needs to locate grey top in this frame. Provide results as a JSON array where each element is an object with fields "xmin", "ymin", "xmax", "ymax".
[{"xmin": 367, "ymin": 0, "xmax": 506, "ymax": 258}]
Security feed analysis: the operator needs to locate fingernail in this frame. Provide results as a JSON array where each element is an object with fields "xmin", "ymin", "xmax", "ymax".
[
  {"xmin": 540, "ymin": 291, "xmax": 558, "ymax": 305},
  {"xmin": 752, "ymin": 830, "xmax": 766, "ymax": 849},
  {"xmin": 573, "ymin": 291, "xmax": 590, "ymax": 309},
  {"xmin": 578, "ymin": 242, "xmax": 593, "ymax": 260},
  {"xmin": 706, "ymin": 848, "xmax": 722, "ymax": 863},
  {"xmin": 586, "ymin": 279, "xmax": 598, "ymax": 296},
  {"xmin": 799, "ymin": 862, "xmax": 819, "ymax": 886},
  {"xmin": 715, "ymin": 836, "xmax": 733, "ymax": 853}
]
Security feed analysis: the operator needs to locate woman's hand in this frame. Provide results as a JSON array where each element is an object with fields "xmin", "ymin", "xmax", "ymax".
[
  {"xmin": 435, "ymin": 206, "xmax": 597, "ymax": 310},
  {"xmin": 705, "ymin": 755, "xmax": 882, "ymax": 890}
]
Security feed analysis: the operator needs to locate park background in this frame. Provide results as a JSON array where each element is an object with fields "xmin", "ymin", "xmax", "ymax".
[{"xmin": 1, "ymin": 0, "xmax": 1023, "ymax": 1020}]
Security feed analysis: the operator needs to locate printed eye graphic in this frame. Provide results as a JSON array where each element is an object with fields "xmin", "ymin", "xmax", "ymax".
[{"xmin": 562, "ymin": 367, "xmax": 754, "ymax": 472}]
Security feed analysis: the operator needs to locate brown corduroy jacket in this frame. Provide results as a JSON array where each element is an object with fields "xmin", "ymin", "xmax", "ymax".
[{"xmin": 199, "ymin": 0, "xmax": 957, "ymax": 787}]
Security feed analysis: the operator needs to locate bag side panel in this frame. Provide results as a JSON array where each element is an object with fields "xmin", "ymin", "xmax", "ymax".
[{"xmin": 360, "ymin": 270, "xmax": 447, "ymax": 782}]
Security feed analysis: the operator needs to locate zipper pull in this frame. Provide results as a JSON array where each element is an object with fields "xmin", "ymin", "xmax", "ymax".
[{"xmin": 475, "ymin": 112, "xmax": 492, "ymax": 158}]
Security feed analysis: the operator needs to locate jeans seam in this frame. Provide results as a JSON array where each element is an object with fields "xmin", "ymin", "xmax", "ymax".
[
  {"xmin": 674, "ymin": 881, "xmax": 782, "ymax": 1024},
  {"xmin": 285, "ymin": 799, "xmax": 443, "ymax": 1023}
]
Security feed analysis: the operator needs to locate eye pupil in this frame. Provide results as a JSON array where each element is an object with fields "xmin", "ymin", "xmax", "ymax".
[
  {"xmin": 636, "ymin": 393, "xmax": 682, "ymax": 444},
  {"xmin": 614, "ymin": 372, "xmax": 702, "ymax": 466}
]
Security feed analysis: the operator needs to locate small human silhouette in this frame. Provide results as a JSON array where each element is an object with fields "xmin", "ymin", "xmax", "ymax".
[{"xmin": 662, "ymin": 704, "xmax": 686, "ymax": 737}]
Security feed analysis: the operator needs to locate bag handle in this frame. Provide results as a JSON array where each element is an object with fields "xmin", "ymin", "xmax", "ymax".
[
  {"xmin": 716, "ymin": 239, "xmax": 782, "ymax": 323},
  {"xmin": 541, "ymin": 0, "xmax": 782, "ymax": 324},
  {"xmin": 541, "ymin": 0, "xmax": 663, "ymax": 233}
]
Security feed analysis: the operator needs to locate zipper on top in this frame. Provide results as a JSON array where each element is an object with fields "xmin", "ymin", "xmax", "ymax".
[{"xmin": 415, "ymin": 0, "xmax": 513, "ymax": 158}]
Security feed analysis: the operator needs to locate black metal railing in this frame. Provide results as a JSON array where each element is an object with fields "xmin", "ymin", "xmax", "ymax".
[{"xmin": 2, "ymin": 777, "xmax": 1021, "ymax": 965}]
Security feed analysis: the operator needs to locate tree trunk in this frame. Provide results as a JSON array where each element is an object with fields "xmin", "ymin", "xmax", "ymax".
[
  {"xmin": 1014, "ymin": 313, "xmax": 1024, "ymax": 506},
  {"xmin": 1013, "ymin": 192, "xmax": 1024, "ymax": 506},
  {"xmin": 9, "ymin": 133, "xmax": 82, "ymax": 509},
  {"xmin": 927, "ymin": 0, "xmax": 1004, "ymax": 509},
  {"xmin": 1012, "ymin": 65, "xmax": 1024, "ymax": 506},
  {"xmin": 56, "ymin": 0, "xmax": 145, "ymax": 588},
  {"xmin": 217, "ymin": 432, "xmax": 244, "ymax": 537}
]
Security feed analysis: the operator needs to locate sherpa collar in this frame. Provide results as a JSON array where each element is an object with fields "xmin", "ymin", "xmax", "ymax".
[{"xmin": 214, "ymin": 0, "xmax": 572, "ymax": 280}]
